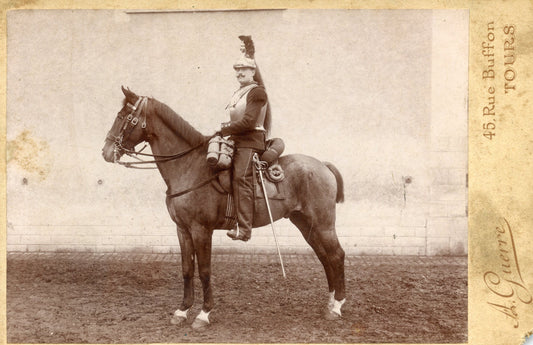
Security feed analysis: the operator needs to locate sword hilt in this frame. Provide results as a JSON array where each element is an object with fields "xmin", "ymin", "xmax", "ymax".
[{"xmin": 253, "ymin": 153, "xmax": 268, "ymax": 171}]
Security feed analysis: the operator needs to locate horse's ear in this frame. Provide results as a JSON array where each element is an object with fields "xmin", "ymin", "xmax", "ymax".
[{"xmin": 121, "ymin": 85, "xmax": 138, "ymax": 103}]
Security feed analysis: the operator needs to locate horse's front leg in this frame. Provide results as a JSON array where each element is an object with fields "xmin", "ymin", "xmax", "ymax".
[
  {"xmin": 190, "ymin": 224, "xmax": 214, "ymax": 329},
  {"xmin": 171, "ymin": 227, "xmax": 195, "ymax": 326}
]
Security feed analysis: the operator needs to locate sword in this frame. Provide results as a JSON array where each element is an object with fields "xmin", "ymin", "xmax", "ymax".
[{"xmin": 254, "ymin": 153, "xmax": 286, "ymax": 279}]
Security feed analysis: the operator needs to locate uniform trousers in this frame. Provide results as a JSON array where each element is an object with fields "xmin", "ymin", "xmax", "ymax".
[{"xmin": 232, "ymin": 147, "xmax": 260, "ymax": 232}]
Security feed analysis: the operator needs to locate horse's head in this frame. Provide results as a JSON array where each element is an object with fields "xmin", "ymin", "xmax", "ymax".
[{"xmin": 102, "ymin": 86, "xmax": 149, "ymax": 163}]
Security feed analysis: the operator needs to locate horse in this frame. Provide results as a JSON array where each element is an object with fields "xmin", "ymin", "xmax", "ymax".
[{"xmin": 102, "ymin": 86, "xmax": 346, "ymax": 329}]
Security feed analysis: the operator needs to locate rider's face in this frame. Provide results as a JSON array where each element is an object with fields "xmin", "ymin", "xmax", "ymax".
[{"xmin": 235, "ymin": 67, "xmax": 255, "ymax": 86}]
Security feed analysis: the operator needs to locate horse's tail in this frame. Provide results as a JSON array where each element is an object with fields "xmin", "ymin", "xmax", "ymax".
[{"xmin": 324, "ymin": 162, "xmax": 345, "ymax": 204}]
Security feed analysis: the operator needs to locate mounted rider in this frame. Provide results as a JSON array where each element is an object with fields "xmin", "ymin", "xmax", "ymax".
[{"xmin": 218, "ymin": 37, "xmax": 271, "ymax": 242}]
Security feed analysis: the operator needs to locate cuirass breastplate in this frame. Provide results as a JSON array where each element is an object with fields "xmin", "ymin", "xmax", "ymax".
[{"xmin": 227, "ymin": 84, "xmax": 267, "ymax": 129}]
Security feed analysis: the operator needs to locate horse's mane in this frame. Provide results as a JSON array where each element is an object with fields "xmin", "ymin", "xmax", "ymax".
[{"xmin": 140, "ymin": 97, "xmax": 207, "ymax": 147}]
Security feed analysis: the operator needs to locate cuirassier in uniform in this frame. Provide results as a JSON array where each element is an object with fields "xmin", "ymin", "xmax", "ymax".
[{"xmin": 218, "ymin": 40, "xmax": 271, "ymax": 242}]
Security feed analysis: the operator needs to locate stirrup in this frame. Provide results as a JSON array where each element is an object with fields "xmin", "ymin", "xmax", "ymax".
[{"xmin": 227, "ymin": 224, "xmax": 250, "ymax": 241}]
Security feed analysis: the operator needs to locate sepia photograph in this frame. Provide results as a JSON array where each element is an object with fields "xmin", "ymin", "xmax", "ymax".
[{"xmin": 6, "ymin": 7, "xmax": 470, "ymax": 344}]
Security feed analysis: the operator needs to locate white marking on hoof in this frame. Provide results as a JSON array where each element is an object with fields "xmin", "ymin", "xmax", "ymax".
[
  {"xmin": 191, "ymin": 310, "xmax": 211, "ymax": 329},
  {"xmin": 331, "ymin": 298, "xmax": 346, "ymax": 317},
  {"xmin": 170, "ymin": 308, "xmax": 189, "ymax": 325}
]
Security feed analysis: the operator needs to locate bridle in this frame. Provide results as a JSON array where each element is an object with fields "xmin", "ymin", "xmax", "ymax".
[
  {"xmin": 105, "ymin": 94, "xmax": 220, "ymax": 199},
  {"xmin": 106, "ymin": 97, "xmax": 220, "ymax": 199},
  {"xmin": 106, "ymin": 96, "xmax": 149, "ymax": 165},
  {"xmin": 106, "ymin": 96, "xmax": 208, "ymax": 169}
]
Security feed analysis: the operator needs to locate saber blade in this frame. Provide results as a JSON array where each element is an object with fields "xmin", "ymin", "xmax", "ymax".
[{"xmin": 254, "ymin": 154, "xmax": 286, "ymax": 279}]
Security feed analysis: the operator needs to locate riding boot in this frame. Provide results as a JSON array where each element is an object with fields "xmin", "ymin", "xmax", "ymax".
[
  {"xmin": 227, "ymin": 179, "xmax": 254, "ymax": 241},
  {"xmin": 227, "ymin": 148, "xmax": 255, "ymax": 242}
]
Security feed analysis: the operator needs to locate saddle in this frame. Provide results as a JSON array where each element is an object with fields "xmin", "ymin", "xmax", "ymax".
[
  {"xmin": 211, "ymin": 169, "xmax": 285, "ymax": 200},
  {"xmin": 207, "ymin": 137, "xmax": 286, "ymax": 229}
]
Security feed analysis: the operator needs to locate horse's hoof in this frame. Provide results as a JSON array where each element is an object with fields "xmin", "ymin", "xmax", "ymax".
[
  {"xmin": 325, "ymin": 298, "xmax": 345, "ymax": 320},
  {"xmin": 171, "ymin": 308, "xmax": 189, "ymax": 326},
  {"xmin": 324, "ymin": 310, "xmax": 342, "ymax": 321},
  {"xmin": 170, "ymin": 315, "xmax": 187, "ymax": 325},
  {"xmin": 191, "ymin": 318, "xmax": 210, "ymax": 330}
]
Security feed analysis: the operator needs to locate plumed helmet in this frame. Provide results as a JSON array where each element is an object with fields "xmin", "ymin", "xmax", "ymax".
[{"xmin": 233, "ymin": 55, "xmax": 256, "ymax": 69}]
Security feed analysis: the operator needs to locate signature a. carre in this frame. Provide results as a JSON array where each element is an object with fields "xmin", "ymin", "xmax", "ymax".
[{"xmin": 484, "ymin": 218, "xmax": 532, "ymax": 328}]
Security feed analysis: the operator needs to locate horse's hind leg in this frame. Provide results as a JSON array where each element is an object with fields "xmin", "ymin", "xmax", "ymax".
[
  {"xmin": 290, "ymin": 212, "xmax": 334, "ymax": 291},
  {"xmin": 171, "ymin": 227, "xmax": 195, "ymax": 326},
  {"xmin": 290, "ymin": 212, "xmax": 341, "ymax": 316},
  {"xmin": 317, "ymin": 229, "xmax": 346, "ymax": 319}
]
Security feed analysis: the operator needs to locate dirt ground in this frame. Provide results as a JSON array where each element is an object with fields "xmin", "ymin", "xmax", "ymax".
[{"xmin": 6, "ymin": 252, "xmax": 467, "ymax": 343}]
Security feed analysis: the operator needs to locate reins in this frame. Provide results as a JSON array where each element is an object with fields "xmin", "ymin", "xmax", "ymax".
[
  {"xmin": 166, "ymin": 173, "xmax": 221, "ymax": 199},
  {"xmin": 120, "ymin": 139, "xmax": 221, "ymax": 199},
  {"xmin": 110, "ymin": 96, "xmax": 220, "ymax": 197},
  {"xmin": 110, "ymin": 96, "xmax": 211, "ymax": 169},
  {"xmin": 116, "ymin": 140, "xmax": 207, "ymax": 169}
]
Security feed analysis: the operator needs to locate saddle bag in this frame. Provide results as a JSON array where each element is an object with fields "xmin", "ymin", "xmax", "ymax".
[
  {"xmin": 260, "ymin": 138, "xmax": 285, "ymax": 182},
  {"xmin": 207, "ymin": 135, "xmax": 235, "ymax": 170},
  {"xmin": 261, "ymin": 137, "xmax": 285, "ymax": 164}
]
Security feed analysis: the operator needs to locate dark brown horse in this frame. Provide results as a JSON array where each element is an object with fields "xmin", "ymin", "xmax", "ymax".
[{"xmin": 102, "ymin": 86, "xmax": 346, "ymax": 329}]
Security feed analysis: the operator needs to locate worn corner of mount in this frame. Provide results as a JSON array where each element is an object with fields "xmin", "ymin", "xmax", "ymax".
[{"xmin": 521, "ymin": 329, "xmax": 533, "ymax": 345}]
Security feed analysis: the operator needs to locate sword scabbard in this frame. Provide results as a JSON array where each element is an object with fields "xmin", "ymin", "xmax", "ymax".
[{"xmin": 253, "ymin": 154, "xmax": 286, "ymax": 278}]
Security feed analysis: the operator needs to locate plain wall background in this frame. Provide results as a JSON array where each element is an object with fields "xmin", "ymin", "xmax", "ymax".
[{"xmin": 6, "ymin": 9, "xmax": 468, "ymax": 255}]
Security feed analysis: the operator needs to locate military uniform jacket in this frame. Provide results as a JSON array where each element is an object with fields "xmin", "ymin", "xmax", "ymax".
[{"xmin": 221, "ymin": 83, "xmax": 268, "ymax": 151}]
